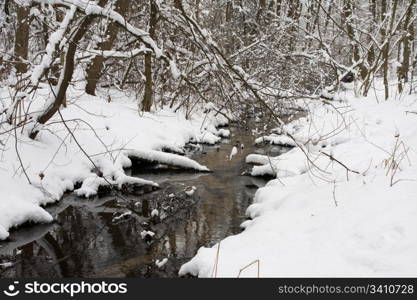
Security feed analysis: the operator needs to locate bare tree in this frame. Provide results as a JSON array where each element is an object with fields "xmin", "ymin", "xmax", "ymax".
[
  {"xmin": 14, "ymin": 4, "xmax": 29, "ymax": 73},
  {"xmin": 398, "ymin": 0, "xmax": 416, "ymax": 93},
  {"xmin": 142, "ymin": 0, "xmax": 158, "ymax": 112},
  {"xmin": 84, "ymin": 0, "xmax": 130, "ymax": 96}
]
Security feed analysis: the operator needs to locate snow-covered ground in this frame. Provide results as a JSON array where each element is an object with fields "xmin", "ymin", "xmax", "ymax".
[
  {"xmin": 180, "ymin": 88, "xmax": 417, "ymax": 277},
  {"xmin": 0, "ymin": 87, "xmax": 228, "ymax": 240}
]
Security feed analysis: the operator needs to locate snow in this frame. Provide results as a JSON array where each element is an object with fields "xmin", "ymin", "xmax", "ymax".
[
  {"xmin": 250, "ymin": 147, "xmax": 307, "ymax": 177},
  {"xmin": 35, "ymin": 0, "xmax": 164, "ymax": 58},
  {"xmin": 229, "ymin": 146, "xmax": 238, "ymax": 160},
  {"xmin": 197, "ymin": 131, "xmax": 221, "ymax": 145},
  {"xmin": 218, "ymin": 128, "xmax": 230, "ymax": 138},
  {"xmin": 0, "ymin": 86, "xmax": 228, "ymax": 240},
  {"xmin": 180, "ymin": 88, "xmax": 417, "ymax": 277},
  {"xmin": 31, "ymin": 5, "xmax": 77, "ymax": 86},
  {"xmin": 169, "ymin": 59, "xmax": 181, "ymax": 79},
  {"xmin": 254, "ymin": 135, "xmax": 296, "ymax": 147},
  {"xmin": 127, "ymin": 149, "xmax": 209, "ymax": 171},
  {"xmin": 112, "ymin": 211, "xmax": 132, "ymax": 223},
  {"xmin": 87, "ymin": 47, "xmax": 151, "ymax": 59},
  {"xmin": 0, "ymin": 262, "xmax": 13, "ymax": 268},
  {"xmin": 0, "ymin": 178, "xmax": 53, "ymax": 240},
  {"xmin": 140, "ymin": 230, "xmax": 155, "ymax": 239},
  {"xmin": 185, "ymin": 186, "xmax": 197, "ymax": 196},
  {"xmin": 245, "ymin": 154, "xmax": 270, "ymax": 165},
  {"xmin": 155, "ymin": 258, "xmax": 168, "ymax": 268}
]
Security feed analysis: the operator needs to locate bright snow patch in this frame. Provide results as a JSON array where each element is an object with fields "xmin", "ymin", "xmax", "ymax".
[
  {"xmin": 140, "ymin": 230, "xmax": 155, "ymax": 240},
  {"xmin": 185, "ymin": 186, "xmax": 197, "ymax": 196},
  {"xmin": 229, "ymin": 146, "xmax": 238, "ymax": 160},
  {"xmin": 180, "ymin": 90, "xmax": 417, "ymax": 277},
  {"xmin": 254, "ymin": 135, "xmax": 296, "ymax": 147},
  {"xmin": 127, "ymin": 149, "xmax": 209, "ymax": 172},
  {"xmin": 112, "ymin": 211, "xmax": 132, "ymax": 223},
  {"xmin": 155, "ymin": 258, "xmax": 168, "ymax": 268}
]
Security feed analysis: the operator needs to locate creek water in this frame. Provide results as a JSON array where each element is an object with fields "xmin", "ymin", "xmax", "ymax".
[{"xmin": 0, "ymin": 123, "xmax": 288, "ymax": 278}]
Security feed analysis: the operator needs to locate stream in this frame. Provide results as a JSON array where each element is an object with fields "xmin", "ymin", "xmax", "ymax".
[{"xmin": 0, "ymin": 122, "xmax": 288, "ymax": 278}]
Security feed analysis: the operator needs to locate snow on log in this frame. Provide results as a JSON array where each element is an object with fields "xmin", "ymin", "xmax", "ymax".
[
  {"xmin": 254, "ymin": 135, "xmax": 296, "ymax": 147},
  {"xmin": 245, "ymin": 154, "xmax": 270, "ymax": 165},
  {"xmin": 33, "ymin": 0, "xmax": 163, "ymax": 58},
  {"xmin": 87, "ymin": 46, "xmax": 151, "ymax": 59},
  {"xmin": 74, "ymin": 173, "xmax": 158, "ymax": 198},
  {"xmin": 126, "ymin": 149, "xmax": 209, "ymax": 172},
  {"xmin": 31, "ymin": 5, "xmax": 77, "ymax": 86}
]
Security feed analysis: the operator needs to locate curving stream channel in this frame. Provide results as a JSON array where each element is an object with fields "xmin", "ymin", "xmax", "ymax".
[{"xmin": 0, "ymin": 122, "xmax": 288, "ymax": 278}]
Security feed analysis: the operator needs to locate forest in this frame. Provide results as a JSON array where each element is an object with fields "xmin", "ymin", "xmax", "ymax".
[{"xmin": 0, "ymin": 0, "xmax": 417, "ymax": 279}]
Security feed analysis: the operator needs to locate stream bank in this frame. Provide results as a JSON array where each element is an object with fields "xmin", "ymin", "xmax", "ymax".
[{"xmin": 0, "ymin": 122, "xmax": 288, "ymax": 278}]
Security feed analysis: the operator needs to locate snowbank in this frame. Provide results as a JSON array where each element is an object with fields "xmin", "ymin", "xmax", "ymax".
[
  {"xmin": 0, "ymin": 87, "xmax": 228, "ymax": 239},
  {"xmin": 0, "ymin": 178, "xmax": 53, "ymax": 240},
  {"xmin": 180, "ymin": 90, "xmax": 417, "ymax": 277},
  {"xmin": 254, "ymin": 134, "xmax": 296, "ymax": 147}
]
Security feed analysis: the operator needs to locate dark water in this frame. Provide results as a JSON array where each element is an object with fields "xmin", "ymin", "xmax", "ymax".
[{"xmin": 0, "ymin": 124, "xmax": 287, "ymax": 278}]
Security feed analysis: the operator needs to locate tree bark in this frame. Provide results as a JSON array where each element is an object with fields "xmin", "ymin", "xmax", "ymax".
[
  {"xmin": 14, "ymin": 5, "xmax": 29, "ymax": 73},
  {"xmin": 276, "ymin": 0, "xmax": 282, "ymax": 16},
  {"xmin": 142, "ymin": 0, "xmax": 158, "ymax": 112},
  {"xmin": 257, "ymin": 0, "xmax": 267, "ymax": 22},
  {"xmin": 342, "ymin": 0, "xmax": 367, "ymax": 80},
  {"xmin": 398, "ymin": 0, "xmax": 415, "ymax": 93},
  {"xmin": 174, "ymin": 0, "xmax": 182, "ymax": 9},
  {"xmin": 286, "ymin": 0, "xmax": 301, "ymax": 52},
  {"xmin": 382, "ymin": 0, "xmax": 398, "ymax": 100},
  {"xmin": 367, "ymin": 0, "xmax": 377, "ymax": 69},
  {"xmin": 85, "ymin": 0, "xmax": 130, "ymax": 96}
]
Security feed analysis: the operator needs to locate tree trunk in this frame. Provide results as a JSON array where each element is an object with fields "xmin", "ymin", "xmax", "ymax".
[
  {"xmin": 286, "ymin": 0, "xmax": 301, "ymax": 52},
  {"xmin": 194, "ymin": 0, "xmax": 200, "ymax": 24},
  {"xmin": 342, "ymin": 0, "xmax": 367, "ymax": 80},
  {"xmin": 142, "ymin": 0, "xmax": 158, "ymax": 112},
  {"xmin": 381, "ymin": 0, "xmax": 389, "ymax": 100},
  {"xmin": 30, "ymin": 15, "xmax": 97, "ymax": 139},
  {"xmin": 398, "ymin": 0, "xmax": 415, "ymax": 93},
  {"xmin": 382, "ymin": 0, "xmax": 398, "ymax": 100},
  {"xmin": 367, "ymin": 0, "xmax": 377, "ymax": 69},
  {"xmin": 85, "ymin": 0, "xmax": 130, "ymax": 96},
  {"xmin": 174, "ymin": 0, "xmax": 182, "ymax": 9},
  {"xmin": 225, "ymin": 1, "xmax": 232, "ymax": 22},
  {"xmin": 257, "ymin": 0, "xmax": 267, "ymax": 22},
  {"xmin": 276, "ymin": 0, "xmax": 282, "ymax": 16},
  {"xmin": 14, "ymin": 5, "xmax": 29, "ymax": 74}
]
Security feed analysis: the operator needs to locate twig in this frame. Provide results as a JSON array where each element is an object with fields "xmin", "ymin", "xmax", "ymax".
[
  {"xmin": 320, "ymin": 151, "xmax": 360, "ymax": 181},
  {"xmin": 13, "ymin": 120, "xmax": 31, "ymax": 184},
  {"xmin": 332, "ymin": 180, "xmax": 338, "ymax": 207},
  {"xmin": 237, "ymin": 259, "xmax": 260, "ymax": 278},
  {"xmin": 211, "ymin": 242, "xmax": 221, "ymax": 278}
]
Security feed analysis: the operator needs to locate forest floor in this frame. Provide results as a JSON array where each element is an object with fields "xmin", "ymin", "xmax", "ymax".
[{"xmin": 180, "ymin": 86, "xmax": 417, "ymax": 277}]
